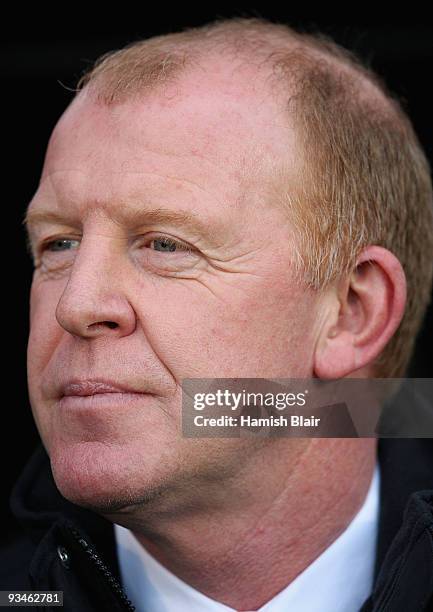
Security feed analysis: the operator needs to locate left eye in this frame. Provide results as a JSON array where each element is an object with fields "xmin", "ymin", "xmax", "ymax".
[
  {"xmin": 45, "ymin": 238, "xmax": 80, "ymax": 251},
  {"xmin": 148, "ymin": 237, "xmax": 192, "ymax": 253}
]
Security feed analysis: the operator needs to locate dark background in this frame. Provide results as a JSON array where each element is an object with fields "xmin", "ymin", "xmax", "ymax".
[{"xmin": 2, "ymin": 12, "xmax": 432, "ymax": 540}]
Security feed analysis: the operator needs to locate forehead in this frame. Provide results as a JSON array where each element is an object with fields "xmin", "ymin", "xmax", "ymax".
[{"xmin": 34, "ymin": 65, "xmax": 299, "ymax": 223}]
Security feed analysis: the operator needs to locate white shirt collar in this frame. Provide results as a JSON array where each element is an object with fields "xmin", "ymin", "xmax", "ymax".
[{"xmin": 115, "ymin": 462, "xmax": 380, "ymax": 612}]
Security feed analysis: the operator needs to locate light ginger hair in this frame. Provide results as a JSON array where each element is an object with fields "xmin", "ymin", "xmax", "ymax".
[{"xmin": 74, "ymin": 17, "xmax": 433, "ymax": 377}]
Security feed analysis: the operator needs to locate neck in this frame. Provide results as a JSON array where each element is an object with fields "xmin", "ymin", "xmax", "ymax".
[{"xmin": 112, "ymin": 438, "xmax": 376, "ymax": 610}]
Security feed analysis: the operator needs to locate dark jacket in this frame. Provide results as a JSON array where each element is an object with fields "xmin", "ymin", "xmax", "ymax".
[{"xmin": 1, "ymin": 439, "xmax": 432, "ymax": 612}]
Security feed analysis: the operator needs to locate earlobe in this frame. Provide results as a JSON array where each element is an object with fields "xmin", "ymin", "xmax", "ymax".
[
  {"xmin": 314, "ymin": 329, "xmax": 357, "ymax": 379},
  {"xmin": 313, "ymin": 246, "xmax": 407, "ymax": 379}
]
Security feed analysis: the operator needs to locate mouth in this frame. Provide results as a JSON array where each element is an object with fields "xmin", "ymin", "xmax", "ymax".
[
  {"xmin": 62, "ymin": 379, "xmax": 145, "ymax": 397},
  {"xmin": 58, "ymin": 379, "xmax": 150, "ymax": 410},
  {"xmin": 59, "ymin": 393, "xmax": 147, "ymax": 410}
]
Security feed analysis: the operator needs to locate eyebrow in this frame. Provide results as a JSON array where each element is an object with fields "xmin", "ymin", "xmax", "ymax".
[{"xmin": 23, "ymin": 204, "xmax": 224, "ymax": 247}]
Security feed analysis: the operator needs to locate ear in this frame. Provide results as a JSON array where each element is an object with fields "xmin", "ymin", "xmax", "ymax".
[{"xmin": 313, "ymin": 246, "xmax": 407, "ymax": 379}]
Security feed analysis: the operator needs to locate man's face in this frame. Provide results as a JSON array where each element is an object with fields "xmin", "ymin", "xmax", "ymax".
[{"xmin": 26, "ymin": 68, "xmax": 323, "ymax": 513}]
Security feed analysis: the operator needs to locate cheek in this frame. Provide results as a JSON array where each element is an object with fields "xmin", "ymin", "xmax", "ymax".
[
  {"xmin": 28, "ymin": 279, "xmax": 65, "ymax": 377},
  {"xmin": 210, "ymin": 285, "xmax": 318, "ymax": 377},
  {"xmin": 138, "ymin": 276, "xmax": 318, "ymax": 378},
  {"xmin": 27, "ymin": 281, "xmax": 65, "ymax": 447}
]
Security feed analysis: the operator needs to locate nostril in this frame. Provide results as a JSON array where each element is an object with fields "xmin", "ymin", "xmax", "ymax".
[
  {"xmin": 86, "ymin": 321, "xmax": 119, "ymax": 330},
  {"xmin": 103, "ymin": 321, "xmax": 118, "ymax": 329}
]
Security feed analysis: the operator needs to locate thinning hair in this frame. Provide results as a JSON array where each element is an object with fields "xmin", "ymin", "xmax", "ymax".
[{"xmin": 74, "ymin": 17, "xmax": 433, "ymax": 377}]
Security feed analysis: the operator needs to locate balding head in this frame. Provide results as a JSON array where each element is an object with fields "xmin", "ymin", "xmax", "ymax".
[{"xmin": 71, "ymin": 16, "xmax": 433, "ymax": 377}]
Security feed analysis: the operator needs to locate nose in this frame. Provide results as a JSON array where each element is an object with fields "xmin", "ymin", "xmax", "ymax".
[{"xmin": 55, "ymin": 237, "xmax": 137, "ymax": 339}]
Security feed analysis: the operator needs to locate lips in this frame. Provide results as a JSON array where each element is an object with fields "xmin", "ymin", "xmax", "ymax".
[
  {"xmin": 58, "ymin": 379, "xmax": 150, "ymax": 412},
  {"xmin": 62, "ymin": 379, "xmax": 145, "ymax": 397}
]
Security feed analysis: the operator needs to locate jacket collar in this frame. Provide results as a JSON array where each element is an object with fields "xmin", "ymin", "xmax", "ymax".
[
  {"xmin": 10, "ymin": 443, "xmax": 121, "ymax": 579},
  {"xmin": 374, "ymin": 438, "xmax": 433, "ymax": 579}
]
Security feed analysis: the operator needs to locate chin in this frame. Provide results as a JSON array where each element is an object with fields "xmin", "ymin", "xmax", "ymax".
[{"xmin": 48, "ymin": 439, "xmax": 172, "ymax": 514}]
